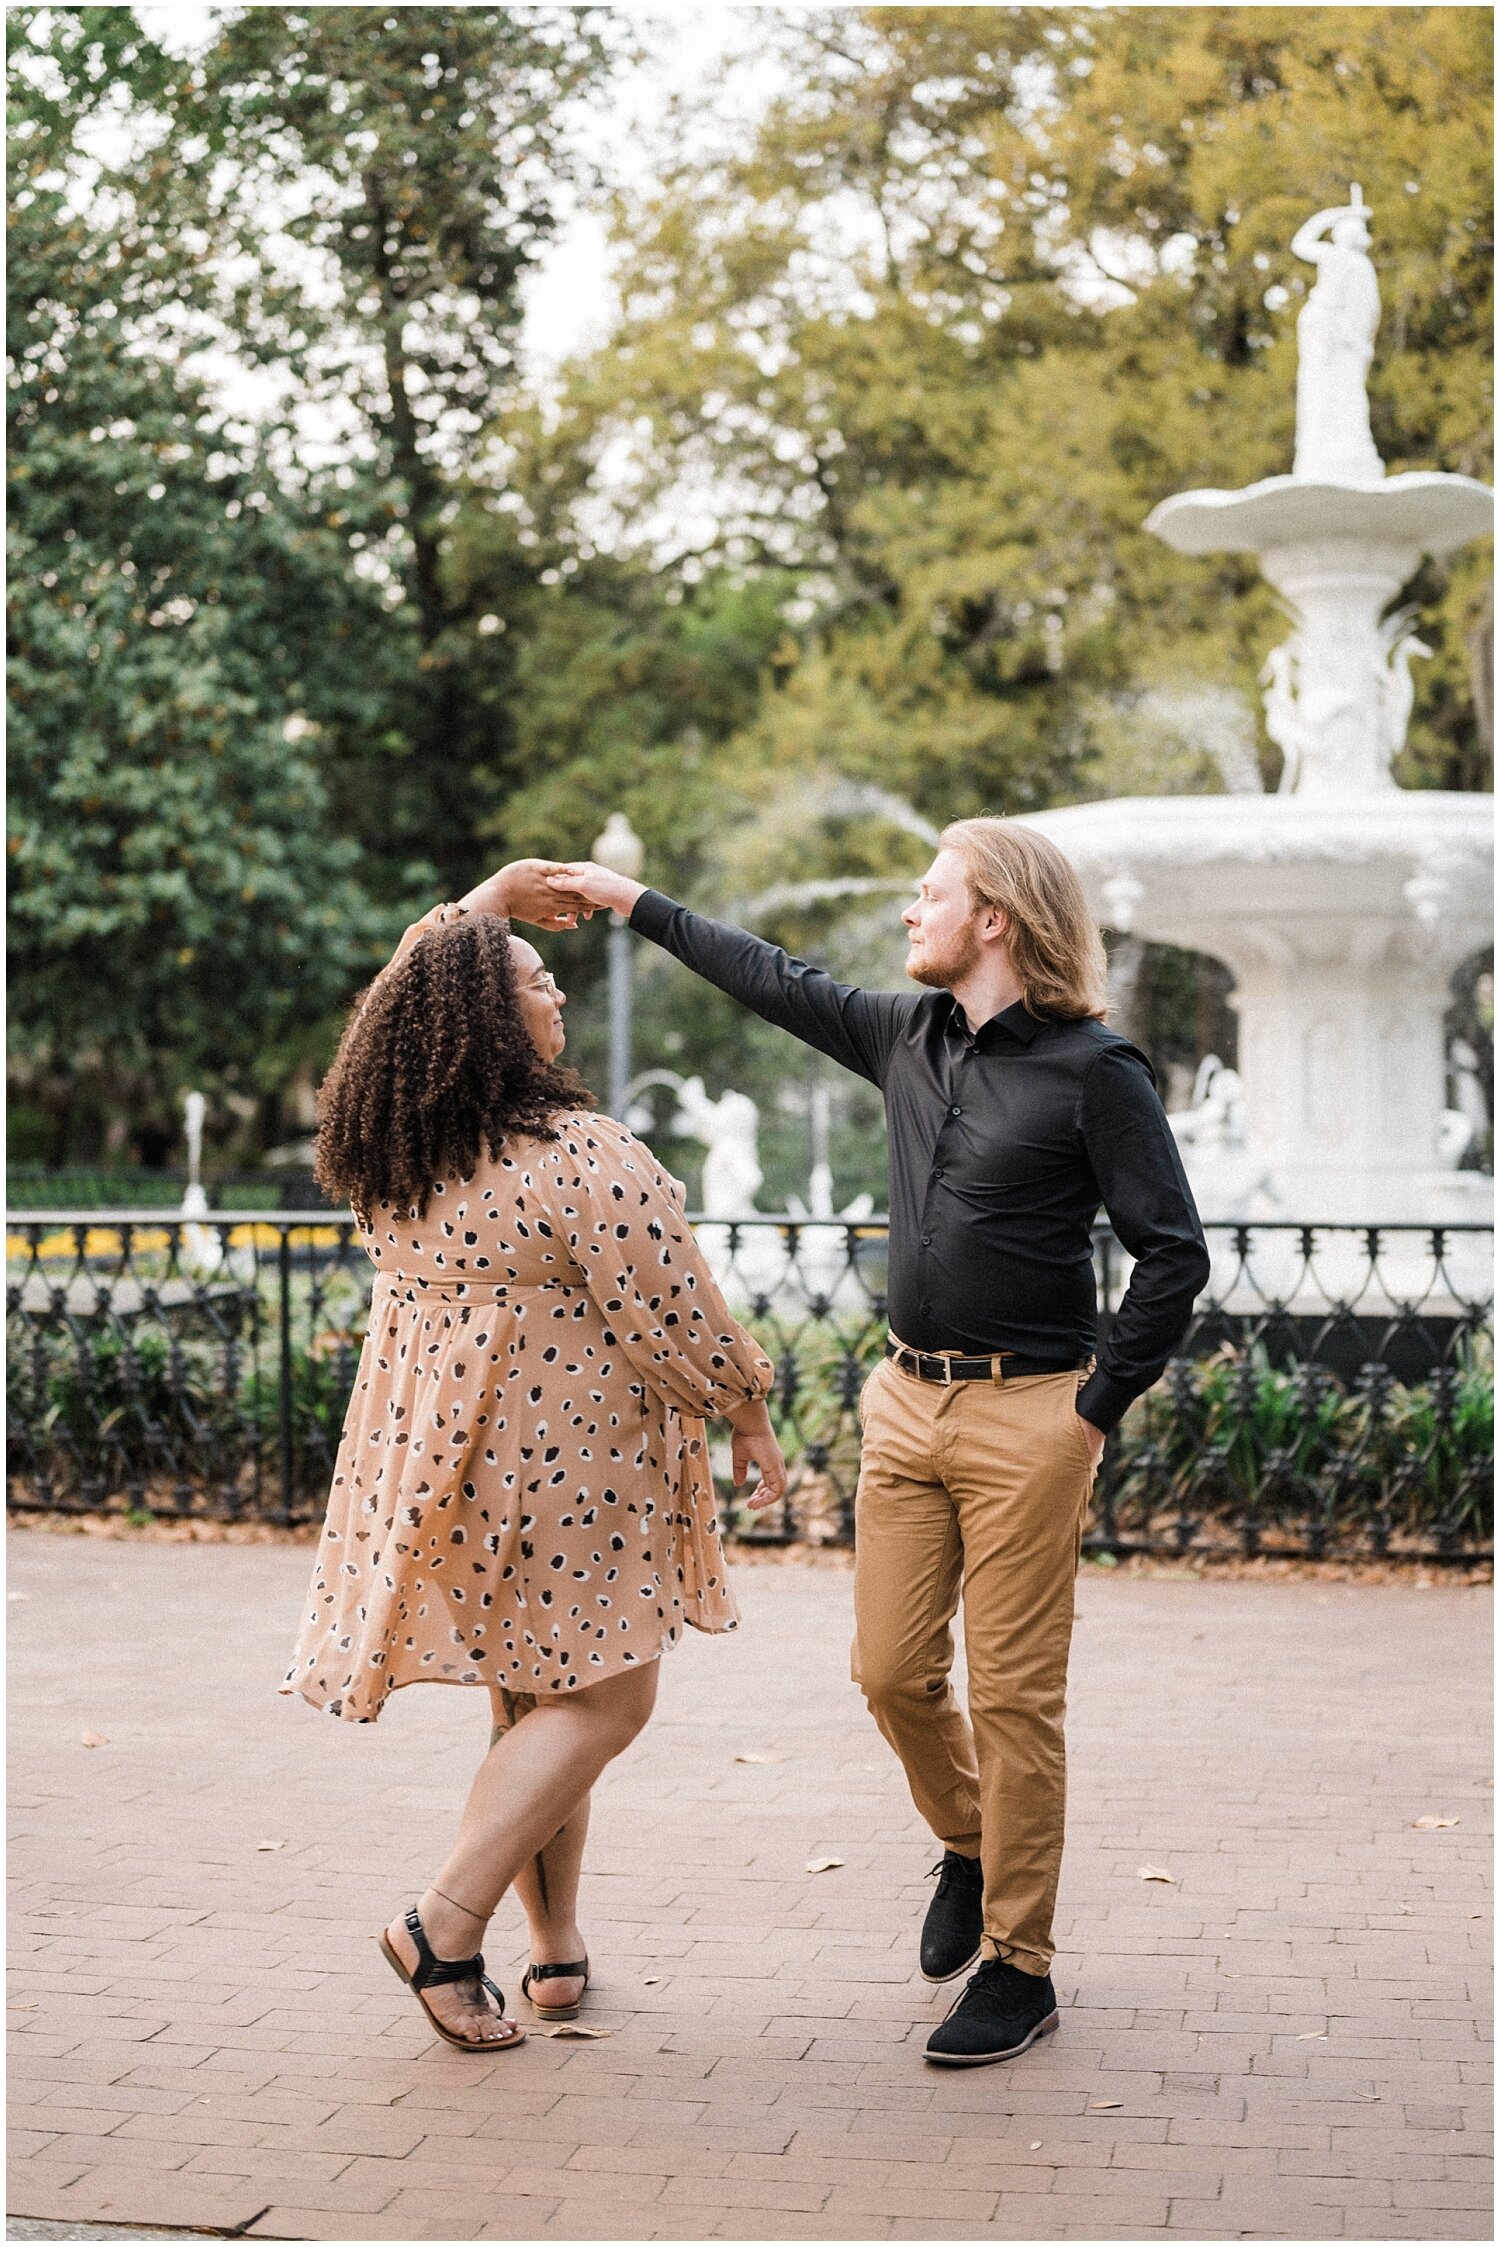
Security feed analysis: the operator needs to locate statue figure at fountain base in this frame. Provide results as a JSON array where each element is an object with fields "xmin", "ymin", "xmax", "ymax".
[
  {"xmin": 624, "ymin": 1067, "xmax": 874, "ymax": 1313},
  {"xmin": 1167, "ymin": 1056, "xmax": 1281, "ymax": 1223}
]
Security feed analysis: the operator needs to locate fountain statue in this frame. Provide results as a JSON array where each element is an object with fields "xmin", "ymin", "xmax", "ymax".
[
  {"xmin": 668, "ymin": 1076, "xmax": 766, "ymax": 1217},
  {"xmin": 179, "ymin": 1090, "xmax": 223, "ymax": 1274},
  {"xmin": 1291, "ymin": 186, "xmax": 1383, "ymax": 487},
  {"xmin": 1167, "ymin": 1056, "xmax": 1281, "ymax": 1222},
  {"xmin": 1022, "ymin": 187, "xmax": 1492, "ymax": 1239},
  {"xmin": 622, "ymin": 1067, "xmax": 873, "ymax": 1312}
]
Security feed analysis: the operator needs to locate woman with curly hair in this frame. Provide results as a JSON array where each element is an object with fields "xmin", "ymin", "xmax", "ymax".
[{"xmin": 283, "ymin": 860, "xmax": 786, "ymax": 2053}]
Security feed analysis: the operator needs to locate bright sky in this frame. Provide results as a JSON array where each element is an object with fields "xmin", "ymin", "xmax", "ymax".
[{"xmin": 518, "ymin": 6, "xmax": 791, "ymax": 379}]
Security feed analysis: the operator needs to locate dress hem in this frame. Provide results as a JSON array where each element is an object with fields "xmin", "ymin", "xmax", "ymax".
[{"xmin": 279, "ymin": 1604, "xmax": 737, "ymax": 1724}]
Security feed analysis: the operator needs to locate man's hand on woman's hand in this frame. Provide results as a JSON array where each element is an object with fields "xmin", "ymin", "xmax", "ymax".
[
  {"xmin": 545, "ymin": 861, "xmax": 645, "ymax": 920},
  {"xmin": 435, "ymin": 858, "xmax": 638, "ymax": 932},
  {"xmin": 724, "ymin": 1396, "xmax": 788, "ymax": 1512},
  {"xmin": 459, "ymin": 859, "xmax": 590, "ymax": 930}
]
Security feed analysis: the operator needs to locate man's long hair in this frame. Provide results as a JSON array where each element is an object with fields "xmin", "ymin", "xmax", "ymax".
[
  {"xmin": 314, "ymin": 917, "xmax": 590, "ymax": 1218},
  {"xmin": 941, "ymin": 817, "xmax": 1109, "ymax": 1022}
]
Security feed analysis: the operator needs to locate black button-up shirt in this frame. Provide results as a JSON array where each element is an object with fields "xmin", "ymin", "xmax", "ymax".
[{"xmin": 630, "ymin": 890, "xmax": 1210, "ymax": 1432}]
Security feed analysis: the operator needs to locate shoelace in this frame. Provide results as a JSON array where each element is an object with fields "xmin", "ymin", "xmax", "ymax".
[
  {"xmin": 947, "ymin": 1955, "xmax": 1022, "ymax": 2016},
  {"xmin": 927, "ymin": 1854, "xmax": 979, "ymax": 1899}
]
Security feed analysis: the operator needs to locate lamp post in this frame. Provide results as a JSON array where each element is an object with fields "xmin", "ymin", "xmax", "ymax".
[{"xmin": 592, "ymin": 812, "xmax": 645, "ymax": 1116}]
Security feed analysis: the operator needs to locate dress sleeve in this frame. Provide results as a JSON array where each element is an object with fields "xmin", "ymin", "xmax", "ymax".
[{"xmin": 538, "ymin": 1114, "xmax": 775, "ymax": 1420}]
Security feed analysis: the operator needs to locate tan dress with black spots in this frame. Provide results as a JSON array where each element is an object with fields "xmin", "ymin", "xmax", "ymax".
[{"xmin": 282, "ymin": 1111, "xmax": 774, "ymax": 1723}]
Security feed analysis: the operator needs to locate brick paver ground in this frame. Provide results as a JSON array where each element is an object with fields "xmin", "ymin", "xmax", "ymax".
[{"xmin": 7, "ymin": 1533, "xmax": 1491, "ymax": 2242}]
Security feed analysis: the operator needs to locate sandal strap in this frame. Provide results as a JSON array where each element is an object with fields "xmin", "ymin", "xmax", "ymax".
[
  {"xmin": 402, "ymin": 1905, "xmax": 485, "ymax": 1992},
  {"xmin": 523, "ymin": 1958, "xmax": 588, "ymax": 1985}
]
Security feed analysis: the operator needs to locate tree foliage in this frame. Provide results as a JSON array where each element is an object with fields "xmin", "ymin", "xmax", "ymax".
[
  {"xmin": 7, "ymin": 8, "xmax": 384, "ymax": 1157},
  {"xmin": 161, "ymin": 5, "xmax": 614, "ymax": 888},
  {"xmin": 6, "ymin": 6, "xmax": 1491, "ymax": 1183},
  {"xmin": 575, "ymin": 5, "xmax": 1492, "ymax": 815}
]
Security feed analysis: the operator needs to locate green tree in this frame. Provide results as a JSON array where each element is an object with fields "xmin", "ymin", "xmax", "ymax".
[
  {"xmin": 576, "ymin": 6, "xmax": 1492, "ymax": 808},
  {"xmin": 7, "ymin": 8, "xmax": 385, "ymax": 1161},
  {"xmin": 163, "ymin": 6, "xmax": 614, "ymax": 890}
]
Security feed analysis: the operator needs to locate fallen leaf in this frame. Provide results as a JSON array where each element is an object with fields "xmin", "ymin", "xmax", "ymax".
[
  {"xmin": 1029, "ymin": 2141, "xmax": 1043, "ymax": 2151},
  {"xmin": 256, "ymin": 1839, "xmax": 285, "ymax": 1852},
  {"xmin": 1295, "ymin": 2030, "xmax": 1327, "ymax": 2041},
  {"xmin": 1090, "ymin": 2101, "xmax": 1123, "ymax": 2110},
  {"xmin": 643, "ymin": 1976, "xmax": 661, "ymax": 1986},
  {"xmin": 734, "ymin": 1752, "xmax": 788, "ymax": 1765},
  {"xmin": 539, "ymin": 2023, "xmax": 611, "ymax": 2039},
  {"xmin": 80, "ymin": 1731, "xmax": 108, "ymax": 1749},
  {"xmin": 1137, "ymin": 1865, "xmax": 1175, "ymax": 1883},
  {"xmin": 11, "ymin": 2001, "xmax": 38, "ymax": 2012},
  {"xmin": 805, "ymin": 1857, "xmax": 844, "ymax": 1875},
  {"xmin": 1411, "ymin": 1816, "xmax": 1460, "ymax": 1830},
  {"xmin": 1356, "ymin": 2093, "xmax": 1381, "ymax": 2103}
]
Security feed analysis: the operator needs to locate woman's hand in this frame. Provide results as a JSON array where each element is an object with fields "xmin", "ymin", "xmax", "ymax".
[
  {"xmin": 545, "ymin": 861, "xmax": 645, "ymax": 920},
  {"xmin": 724, "ymin": 1395, "xmax": 788, "ymax": 1512}
]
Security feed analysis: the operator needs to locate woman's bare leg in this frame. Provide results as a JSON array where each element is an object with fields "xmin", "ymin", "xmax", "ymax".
[
  {"xmin": 514, "ymin": 1797, "xmax": 590, "ymax": 2010},
  {"xmin": 383, "ymin": 1662, "xmax": 658, "ymax": 2044}
]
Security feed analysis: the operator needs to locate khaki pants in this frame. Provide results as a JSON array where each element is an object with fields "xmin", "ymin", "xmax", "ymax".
[{"xmin": 851, "ymin": 1357, "xmax": 1096, "ymax": 1976}]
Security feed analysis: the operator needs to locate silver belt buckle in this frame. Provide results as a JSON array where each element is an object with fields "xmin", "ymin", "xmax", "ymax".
[{"xmin": 935, "ymin": 1353, "xmax": 953, "ymax": 1386}]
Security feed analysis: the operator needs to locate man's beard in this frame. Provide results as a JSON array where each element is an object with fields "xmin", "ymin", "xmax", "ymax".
[{"xmin": 906, "ymin": 923, "xmax": 983, "ymax": 990}]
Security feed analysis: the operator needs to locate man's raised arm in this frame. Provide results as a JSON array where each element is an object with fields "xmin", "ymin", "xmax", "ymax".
[{"xmin": 548, "ymin": 864, "xmax": 912, "ymax": 1087}]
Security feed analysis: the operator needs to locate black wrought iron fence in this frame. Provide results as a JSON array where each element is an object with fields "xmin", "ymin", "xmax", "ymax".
[{"xmin": 5, "ymin": 1212, "xmax": 1492, "ymax": 1561}]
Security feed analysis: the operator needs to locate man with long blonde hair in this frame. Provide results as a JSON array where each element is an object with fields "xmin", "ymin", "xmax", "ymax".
[{"xmin": 550, "ymin": 818, "xmax": 1208, "ymax": 2067}]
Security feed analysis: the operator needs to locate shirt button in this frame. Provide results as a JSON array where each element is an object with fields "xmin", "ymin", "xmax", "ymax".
[
  {"xmin": 950, "ymin": 1104, "xmax": 961, "ymax": 1116},
  {"xmin": 933, "ymin": 1167, "xmax": 945, "ymax": 1179},
  {"xmin": 921, "ymin": 1234, "xmax": 932, "ymax": 1246}
]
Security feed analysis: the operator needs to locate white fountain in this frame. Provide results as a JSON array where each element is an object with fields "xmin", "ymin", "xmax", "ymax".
[
  {"xmin": 179, "ymin": 1090, "xmax": 224, "ymax": 1275},
  {"xmin": 1024, "ymin": 187, "xmax": 1493, "ymax": 1235},
  {"xmin": 623, "ymin": 1067, "xmax": 873, "ymax": 1312}
]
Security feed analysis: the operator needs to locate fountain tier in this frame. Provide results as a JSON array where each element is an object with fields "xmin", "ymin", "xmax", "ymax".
[
  {"xmin": 1023, "ymin": 191, "xmax": 1493, "ymax": 1227},
  {"xmin": 1021, "ymin": 790, "xmax": 1491, "ymax": 1224}
]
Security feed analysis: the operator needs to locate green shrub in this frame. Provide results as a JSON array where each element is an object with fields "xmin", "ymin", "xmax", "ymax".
[
  {"xmin": 1110, "ymin": 1338, "xmax": 1493, "ymax": 1550},
  {"xmin": 6, "ymin": 1319, "xmax": 250, "ymax": 1499}
]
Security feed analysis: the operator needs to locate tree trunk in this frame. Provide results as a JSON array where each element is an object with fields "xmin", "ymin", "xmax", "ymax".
[{"xmin": 369, "ymin": 179, "xmax": 475, "ymax": 888}]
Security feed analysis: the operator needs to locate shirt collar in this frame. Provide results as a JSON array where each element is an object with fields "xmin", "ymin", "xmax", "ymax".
[{"xmin": 942, "ymin": 994, "xmax": 1045, "ymax": 1049}]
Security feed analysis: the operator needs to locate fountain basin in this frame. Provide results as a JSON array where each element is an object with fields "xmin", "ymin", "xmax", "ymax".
[
  {"xmin": 1146, "ymin": 470, "xmax": 1494, "ymax": 557},
  {"xmin": 1022, "ymin": 791, "xmax": 1493, "ymax": 1227}
]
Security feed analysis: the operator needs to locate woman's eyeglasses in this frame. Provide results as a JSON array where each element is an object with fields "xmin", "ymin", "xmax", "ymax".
[{"xmin": 525, "ymin": 970, "xmax": 563, "ymax": 1001}]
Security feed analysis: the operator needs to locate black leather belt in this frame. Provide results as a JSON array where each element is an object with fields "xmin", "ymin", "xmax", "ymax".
[{"xmin": 886, "ymin": 1335, "xmax": 1090, "ymax": 1386}]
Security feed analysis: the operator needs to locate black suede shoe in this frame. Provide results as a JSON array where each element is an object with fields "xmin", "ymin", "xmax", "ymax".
[
  {"xmin": 925, "ymin": 1956, "xmax": 1059, "ymax": 2066},
  {"xmin": 919, "ymin": 1851, "xmax": 985, "ymax": 1983}
]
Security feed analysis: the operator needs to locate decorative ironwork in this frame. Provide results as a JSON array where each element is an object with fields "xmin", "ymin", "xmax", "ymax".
[{"xmin": 6, "ymin": 1212, "xmax": 1492, "ymax": 1561}]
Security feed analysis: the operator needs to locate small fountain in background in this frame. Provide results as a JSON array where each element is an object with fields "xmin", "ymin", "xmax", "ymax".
[
  {"xmin": 1024, "ymin": 187, "xmax": 1492, "ymax": 1275},
  {"xmin": 179, "ymin": 1091, "xmax": 223, "ymax": 1275},
  {"xmin": 623, "ymin": 1067, "xmax": 872, "ymax": 1312}
]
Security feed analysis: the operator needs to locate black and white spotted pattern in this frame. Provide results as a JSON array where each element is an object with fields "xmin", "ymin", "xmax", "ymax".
[{"xmin": 281, "ymin": 1113, "xmax": 774, "ymax": 1723}]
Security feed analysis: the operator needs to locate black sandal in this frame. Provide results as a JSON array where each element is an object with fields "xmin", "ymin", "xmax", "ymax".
[
  {"xmin": 521, "ymin": 1956, "xmax": 590, "ymax": 2021},
  {"xmin": 377, "ymin": 1906, "xmax": 525, "ymax": 2053}
]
